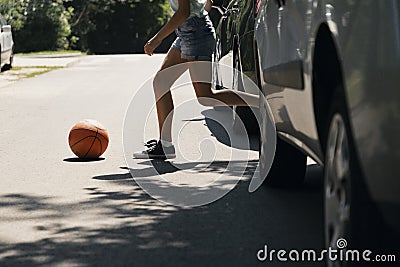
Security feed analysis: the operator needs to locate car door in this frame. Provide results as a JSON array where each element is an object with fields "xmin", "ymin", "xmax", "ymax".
[
  {"xmin": 214, "ymin": 0, "xmax": 240, "ymax": 89},
  {"xmin": 266, "ymin": 0, "xmax": 306, "ymax": 88},
  {"xmin": 235, "ymin": 0, "xmax": 257, "ymax": 89},
  {"xmin": 257, "ymin": 0, "xmax": 319, "ymax": 151}
]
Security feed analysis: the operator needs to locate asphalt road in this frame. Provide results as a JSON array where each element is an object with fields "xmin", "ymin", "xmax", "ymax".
[{"xmin": 0, "ymin": 55, "xmax": 324, "ymax": 267}]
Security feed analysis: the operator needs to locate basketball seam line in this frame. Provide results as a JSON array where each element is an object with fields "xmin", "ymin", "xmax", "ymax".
[
  {"xmin": 97, "ymin": 136, "xmax": 103, "ymax": 158},
  {"xmin": 71, "ymin": 135, "xmax": 97, "ymax": 148},
  {"xmin": 83, "ymin": 129, "xmax": 98, "ymax": 158},
  {"xmin": 69, "ymin": 128, "xmax": 109, "ymax": 141}
]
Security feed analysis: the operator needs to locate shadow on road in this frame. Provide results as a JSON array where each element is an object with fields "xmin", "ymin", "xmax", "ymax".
[
  {"xmin": 0, "ymin": 164, "xmax": 327, "ymax": 267},
  {"xmin": 128, "ymin": 159, "xmax": 258, "ymax": 178},
  {"xmin": 202, "ymin": 108, "xmax": 259, "ymax": 151},
  {"xmin": 64, "ymin": 157, "xmax": 105, "ymax": 163}
]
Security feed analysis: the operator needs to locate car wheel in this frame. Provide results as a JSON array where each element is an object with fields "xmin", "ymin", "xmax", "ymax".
[
  {"xmin": 324, "ymin": 92, "xmax": 383, "ymax": 266},
  {"xmin": 233, "ymin": 107, "xmax": 259, "ymax": 135},
  {"xmin": 262, "ymin": 137, "xmax": 307, "ymax": 187},
  {"xmin": 324, "ymin": 113, "xmax": 352, "ymax": 266},
  {"xmin": 232, "ymin": 43, "xmax": 259, "ymax": 135}
]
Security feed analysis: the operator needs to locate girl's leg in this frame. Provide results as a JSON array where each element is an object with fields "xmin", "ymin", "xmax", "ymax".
[
  {"xmin": 188, "ymin": 61, "xmax": 259, "ymax": 108},
  {"xmin": 153, "ymin": 48, "xmax": 188, "ymax": 142}
]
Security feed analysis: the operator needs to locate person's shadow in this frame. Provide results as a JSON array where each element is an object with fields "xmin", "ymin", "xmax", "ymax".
[{"xmin": 93, "ymin": 159, "xmax": 259, "ymax": 181}]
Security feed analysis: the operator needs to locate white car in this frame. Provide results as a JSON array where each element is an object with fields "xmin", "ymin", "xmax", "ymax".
[
  {"xmin": 0, "ymin": 13, "xmax": 14, "ymax": 71},
  {"xmin": 255, "ymin": 0, "xmax": 399, "ymax": 259}
]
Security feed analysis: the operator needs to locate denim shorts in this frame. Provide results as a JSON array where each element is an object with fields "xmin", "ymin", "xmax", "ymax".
[{"xmin": 171, "ymin": 15, "xmax": 216, "ymax": 61}]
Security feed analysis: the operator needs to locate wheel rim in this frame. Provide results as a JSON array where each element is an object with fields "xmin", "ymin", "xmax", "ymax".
[{"xmin": 324, "ymin": 114, "xmax": 351, "ymax": 267}]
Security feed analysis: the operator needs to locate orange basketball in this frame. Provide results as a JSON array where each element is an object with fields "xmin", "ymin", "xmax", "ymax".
[{"xmin": 68, "ymin": 119, "xmax": 109, "ymax": 159}]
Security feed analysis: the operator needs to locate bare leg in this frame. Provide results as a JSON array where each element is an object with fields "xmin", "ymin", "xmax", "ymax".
[
  {"xmin": 153, "ymin": 48, "xmax": 188, "ymax": 142},
  {"xmin": 188, "ymin": 61, "xmax": 259, "ymax": 108}
]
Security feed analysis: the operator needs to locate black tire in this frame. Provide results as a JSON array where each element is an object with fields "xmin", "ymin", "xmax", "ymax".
[
  {"xmin": 263, "ymin": 137, "xmax": 307, "ymax": 187},
  {"xmin": 323, "ymin": 90, "xmax": 384, "ymax": 267},
  {"xmin": 232, "ymin": 106, "xmax": 259, "ymax": 135}
]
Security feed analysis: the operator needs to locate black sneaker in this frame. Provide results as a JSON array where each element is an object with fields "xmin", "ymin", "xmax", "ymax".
[{"xmin": 133, "ymin": 139, "xmax": 176, "ymax": 159}]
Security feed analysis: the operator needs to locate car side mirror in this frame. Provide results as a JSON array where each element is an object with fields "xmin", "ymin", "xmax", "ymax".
[{"xmin": 2, "ymin": 25, "xmax": 11, "ymax": 33}]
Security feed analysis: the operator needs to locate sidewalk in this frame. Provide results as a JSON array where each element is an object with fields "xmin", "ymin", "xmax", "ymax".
[
  {"xmin": 0, "ymin": 53, "xmax": 84, "ymax": 88},
  {"xmin": 14, "ymin": 53, "xmax": 83, "ymax": 68}
]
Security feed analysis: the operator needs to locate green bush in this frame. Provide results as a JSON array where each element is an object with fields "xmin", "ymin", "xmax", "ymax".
[
  {"xmin": 0, "ymin": 0, "xmax": 73, "ymax": 52},
  {"xmin": 66, "ymin": 0, "xmax": 172, "ymax": 54},
  {"xmin": 0, "ymin": 0, "xmax": 172, "ymax": 54}
]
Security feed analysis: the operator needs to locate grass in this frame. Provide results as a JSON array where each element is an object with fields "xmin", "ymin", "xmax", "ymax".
[
  {"xmin": 15, "ymin": 50, "xmax": 85, "ymax": 56},
  {"xmin": 24, "ymin": 66, "xmax": 63, "ymax": 78},
  {"xmin": 1, "ymin": 66, "xmax": 64, "ymax": 80}
]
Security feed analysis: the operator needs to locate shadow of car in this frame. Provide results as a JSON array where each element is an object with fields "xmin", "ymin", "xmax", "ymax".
[{"xmin": 255, "ymin": 0, "xmax": 400, "ymax": 260}]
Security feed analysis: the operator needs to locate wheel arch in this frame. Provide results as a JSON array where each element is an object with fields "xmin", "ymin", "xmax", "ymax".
[{"xmin": 312, "ymin": 23, "xmax": 345, "ymax": 154}]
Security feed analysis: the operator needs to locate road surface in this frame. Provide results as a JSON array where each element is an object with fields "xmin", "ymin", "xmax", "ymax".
[{"xmin": 0, "ymin": 55, "xmax": 324, "ymax": 266}]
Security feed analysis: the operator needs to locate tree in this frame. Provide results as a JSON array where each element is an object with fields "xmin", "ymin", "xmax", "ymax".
[
  {"xmin": 0, "ymin": 0, "xmax": 73, "ymax": 52},
  {"xmin": 65, "ymin": 0, "xmax": 172, "ymax": 54},
  {"xmin": 0, "ymin": 0, "xmax": 172, "ymax": 53}
]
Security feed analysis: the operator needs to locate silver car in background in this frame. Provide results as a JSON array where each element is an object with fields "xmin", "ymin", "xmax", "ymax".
[
  {"xmin": 0, "ymin": 13, "xmax": 13, "ymax": 71},
  {"xmin": 255, "ymin": 0, "xmax": 400, "ymax": 256}
]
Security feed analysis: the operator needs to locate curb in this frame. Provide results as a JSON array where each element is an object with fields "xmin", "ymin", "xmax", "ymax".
[
  {"xmin": 65, "ymin": 57, "xmax": 82, "ymax": 68},
  {"xmin": 13, "ymin": 55, "xmax": 86, "ymax": 68}
]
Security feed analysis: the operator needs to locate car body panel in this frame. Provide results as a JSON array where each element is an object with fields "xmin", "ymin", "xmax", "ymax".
[
  {"xmin": 255, "ymin": 0, "xmax": 400, "ymax": 230},
  {"xmin": 0, "ymin": 14, "xmax": 14, "ymax": 67},
  {"xmin": 255, "ymin": 0, "xmax": 322, "ymax": 163}
]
